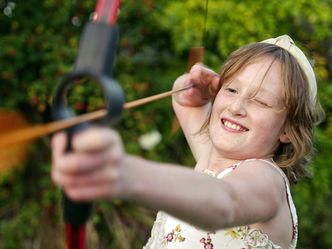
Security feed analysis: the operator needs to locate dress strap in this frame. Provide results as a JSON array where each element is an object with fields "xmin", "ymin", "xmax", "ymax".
[{"xmin": 216, "ymin": 164, "xmax": 239, "ymax": 179}]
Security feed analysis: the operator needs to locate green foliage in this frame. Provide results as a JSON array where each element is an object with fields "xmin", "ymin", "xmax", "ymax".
[
  {"xmin": 0, "ymin": 0, "xmax": 331, "ymax": 248},
  {"xmin": 161, "ymin": 0, "xmax": 332, "ymax": 75},
  {"xmin": 293, "ymin": 129, "xmax": 332, "ymax": 248}
]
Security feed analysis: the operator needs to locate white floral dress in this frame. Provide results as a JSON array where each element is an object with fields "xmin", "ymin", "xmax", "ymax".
[{"xmin": 143, "ymin": 159, "xmax": 298, "ymax": 249}]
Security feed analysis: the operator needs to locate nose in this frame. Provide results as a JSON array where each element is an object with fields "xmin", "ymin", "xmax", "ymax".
[{"xmin": 228, "ymin": 97, "xmax": 247, "ymax": 117}]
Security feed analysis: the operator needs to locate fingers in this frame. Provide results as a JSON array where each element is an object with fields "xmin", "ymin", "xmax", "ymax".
[
  {"xmin": 52, "ymin": 128, "xmax": 123, "ymax": 173},
  {"xmin": 61, "ymin": 175, "xmax": 119, "ymax": 202},
  {"xmin": 52, "ymin": 163, "xmax": 119, "ymax": 200},
  {"xmin": 51, "ymin": 128, "xmax": 124, "ymax": 201},
  {"xmin": 65, "ymin": 183, "xmax": 114, "ymax": 202},
  {"xmin": 72, "ymin": 127, "xmax": 120, "ymax": 153},
  {"xmin": 53, "ymin": 149, "xmax": 111, "ymax": 174},
  {"xmin": 173, "ymin": 64, "xmax": 220, "ymax": 107},
  {"xmin": 189, "ymin": 64, "xmax": 221, "ymax": 97}
]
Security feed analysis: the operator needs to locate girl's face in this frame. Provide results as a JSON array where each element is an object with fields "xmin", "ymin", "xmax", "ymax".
[{"xmin": 209, "ymin": 56, "xmax": 289, "ymax": 160}]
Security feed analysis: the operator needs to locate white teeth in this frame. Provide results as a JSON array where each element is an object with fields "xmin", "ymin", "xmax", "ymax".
[{"xmin": 223, "ymin": 120, "xmax": 243, "ymax": 131}]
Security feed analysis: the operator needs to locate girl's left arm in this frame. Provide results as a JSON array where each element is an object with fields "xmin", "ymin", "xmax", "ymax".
[
  {"xmin": 118, "ymin": 157, "xmax": 285, "ymax": 230},
  {"xmin": 52, "ymin": 129, "xmax": 285, "ymax": 231}
]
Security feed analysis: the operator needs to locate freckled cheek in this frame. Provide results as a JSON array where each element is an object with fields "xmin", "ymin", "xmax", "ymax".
[
  {"xmin": 210, "ymin": 105, "xmax": 227, "ymax": 127},
  {"xmin": 252, "ymin": 115, "xmax": 283, "ymax": 140},
  {"xmin": 216, "ymin": 92, "xmax": 231, "ymax": 105},
  {"xmin": 209, "ymin": 113, "xmax": 220, "ymax": 130},
  {"xmin": 211, "ymin": 95, "xmax": 229, "ymax": 115},
  {"xmin": 254, "ymin": 116, "xmax": 275, "ymax": 130}
]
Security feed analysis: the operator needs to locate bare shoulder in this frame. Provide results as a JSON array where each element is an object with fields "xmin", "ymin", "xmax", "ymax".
[
  {"xmin": 233, "ymin": 159, "xmax": 285, "ymax": 185},
  {"xmin": 211, "ymin": 159, "xmax": 289, "ymax": 228},
  {"xmin": 225, "ymin": 160, "xmax": 294, "ymax": 248},
  {"xmin": 222, "ymin": 159, "xmax": 287, "ymax": 206}
]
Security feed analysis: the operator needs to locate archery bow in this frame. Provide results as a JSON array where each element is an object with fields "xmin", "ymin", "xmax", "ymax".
[
  {"xmin": 52, "ymin": 1, "xmax": 123, "ymax": 249},
  {"xmin": 0, "ymin": 1, "xmax": 209, "ymax": 248},
  {"xmin": 52, "ymin": 2, "xmax": 206, "ymax": 248}
]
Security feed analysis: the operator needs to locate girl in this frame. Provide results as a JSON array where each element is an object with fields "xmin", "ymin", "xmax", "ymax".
[{"xmin": 51, "ymin": 35, "xmax": 325, "ymax": 249}]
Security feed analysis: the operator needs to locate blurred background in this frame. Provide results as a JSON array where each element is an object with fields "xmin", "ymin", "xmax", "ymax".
[{"xmin": 0, "ymin": 0, "xmax": 331, "ymax": 248}]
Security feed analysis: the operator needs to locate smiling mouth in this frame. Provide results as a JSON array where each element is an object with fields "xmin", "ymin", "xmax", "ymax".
[{"xmin": 221, "ymin": 119, "xmax": 249, "ymax": 131}]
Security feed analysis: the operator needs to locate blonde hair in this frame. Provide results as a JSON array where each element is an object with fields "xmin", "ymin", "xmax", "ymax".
[{"xmin": 204, "ymin": 42, "xmax": 325, "ymax": 184}]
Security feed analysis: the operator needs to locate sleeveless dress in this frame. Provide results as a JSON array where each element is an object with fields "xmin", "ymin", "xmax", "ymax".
[{"xmin": 143, "ymin": 159, "xmax": 298, "ymax": 249}]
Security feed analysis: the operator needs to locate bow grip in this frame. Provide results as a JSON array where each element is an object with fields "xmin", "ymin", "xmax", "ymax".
[{"xmin": 52, "ymin": 70, "xmax": 124, "ymax": 227}]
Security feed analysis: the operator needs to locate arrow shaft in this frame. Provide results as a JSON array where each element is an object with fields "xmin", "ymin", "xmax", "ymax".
[{"xmin": 0, "ymin": 85, "xmax": 192, "ymax": 148}]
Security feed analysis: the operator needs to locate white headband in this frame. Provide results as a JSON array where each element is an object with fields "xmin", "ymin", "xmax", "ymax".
[{"xmin": 261, "ymin": 35, "xmax": 317, "ymax": 106}]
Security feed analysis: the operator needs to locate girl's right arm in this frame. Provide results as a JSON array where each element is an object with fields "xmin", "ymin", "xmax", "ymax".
[{"xmin": 172, "ymin": 64, "xmax": 220, "ymax": 163}]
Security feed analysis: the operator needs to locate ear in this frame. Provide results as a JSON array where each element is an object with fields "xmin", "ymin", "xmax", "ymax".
[{"xmin": 279, "ymin": 131, "xmax": 291, "ymax": 144}]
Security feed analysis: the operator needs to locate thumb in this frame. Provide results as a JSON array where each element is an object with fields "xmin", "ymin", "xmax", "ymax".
[{"xmin": 72, "ymin": 128, "xmax": 120, "ymax": 152}]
